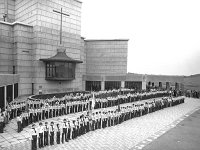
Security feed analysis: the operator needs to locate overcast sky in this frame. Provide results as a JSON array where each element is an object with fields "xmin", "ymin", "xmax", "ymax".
[{"xmin": 81, "ymin": 0, "xmax": 200, "ymax": 76}]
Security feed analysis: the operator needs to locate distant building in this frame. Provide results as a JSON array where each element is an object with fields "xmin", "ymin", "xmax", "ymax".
[{"xmin": 0, "ymin": 0, "xmax": 198, "ymax": 109}]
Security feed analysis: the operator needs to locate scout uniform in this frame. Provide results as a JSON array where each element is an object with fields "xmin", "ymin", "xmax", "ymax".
[
  {"xmin": 56, "ymin": 123, "xmax": 61, "ymax": 144},
  {"xmin": 49, "ymin": 122, "xmax": 55, "ymax": 145},
  {"xmin": 17, "ymin": 115, "xmax": 22, "ymax": 132},
  {"xmin": 44, "ymin": 122, "xmax": 49, "ymax": 146},
  {"xmin": 31, "ymin": 124, "xmax": 38, "ymax": 150},
  {"xmin": 67, "ymin": 120, "xmax": 71, "ymax": 140},
  {"xmin": 38, "ymin": 122, "xmax": 44, "ymax": 148},
  {"xmin": 71, "ymin": 120, "xmax": 75, "ymax": 139},
  {"xmin": 62, "ymin": 119, "xmax": 68, "ymax": 143},
  {"xmin": 0, "ymin": 114, "xmax": 4, "ymax": 133}
]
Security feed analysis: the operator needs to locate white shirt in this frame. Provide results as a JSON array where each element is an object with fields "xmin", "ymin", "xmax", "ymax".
[
  {"xmin": 31, "ymin": 128, "xmax": 37, "ymax": 136},
  {"xmin": 38, "ymin": 126, "xmax": 44, "ymax": 133}
]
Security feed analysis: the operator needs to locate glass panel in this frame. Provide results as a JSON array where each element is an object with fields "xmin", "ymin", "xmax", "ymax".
[
  {"xmin": 86, "ymin": 81, "xmax": 101, "ymax": 91},
  {"xmin": 105, "ymin": 81, "xmax": 121, "ymax": 90},
  {"xmin": 125, "ymin": 81, "xmax": 142, "ymax": 91},
  {"xmin": 45, "ymin": 62, "xmax": 75, "ymax": 80}
]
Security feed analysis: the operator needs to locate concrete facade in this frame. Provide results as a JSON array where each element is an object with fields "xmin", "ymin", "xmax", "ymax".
[
  {"xmin": 0, "ymin": 0, "xmax": 129, "ymax": 97},
  {"xmin": 0, "ymin": 21, "xmax": 33, "ymax": 96},
  {"xmin": 85, "ymin": 39, "xmax": 128, "ymax": 76},
  {"xmin": 0, "ymin": 0, "xmax": 199, "ymax": 103}
]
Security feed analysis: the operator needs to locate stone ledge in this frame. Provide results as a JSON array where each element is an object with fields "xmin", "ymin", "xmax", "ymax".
[{"xmin": 0, "ymin": 21, "xmax": 33, "ymax": 27}]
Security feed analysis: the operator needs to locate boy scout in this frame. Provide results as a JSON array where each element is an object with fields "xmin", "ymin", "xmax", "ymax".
[{"xmin": 31, "ymin": 124, "xmax": 37, "ymax": 150}]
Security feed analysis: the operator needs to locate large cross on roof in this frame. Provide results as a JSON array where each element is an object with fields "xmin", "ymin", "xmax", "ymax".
[{"xmin": 53, "ymin": 8, "xmax": 70, "ymax": 45}]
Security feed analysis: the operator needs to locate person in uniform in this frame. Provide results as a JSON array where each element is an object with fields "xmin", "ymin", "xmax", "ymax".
[
  {"xmin": 62, "ymin": 119, "xmax": 68, "ymax": 143},
  {"xmin": 75, "ymin": 118, "xmax": 79, "ymax": 137},
  {"xmin": 84, "ymin": 116, "xmax": 89, "ymax": 133},
  {"xmin": 67, "ymin": 120, "xmax": 71, "ymax": 140},
  {"xmin": 56, "ymin": 123, "xmax": 61, "ymax": 144},
  {"xmin": 71, "ymin": 120, "xmax": 75, "ymax": 139},
  {"xmin": 31, "ymin": 124, "xmax": 37, "ymax": 150},
  {"xmin": 38, "ymin": 122, "xmax": 44, "ymax": 148},
  {"xmin": 0, "ymin": 113, "xmax": 4, "ymax": 133},
  {"xmin": 44, "ymin": 122, "xmax": 49, "ymax": 146},
  {"xmin": 49, "ymin": 121, "xmax": 55, "ymax": 145},
  {"xmin": 16, "ymin": 114, "xmax": 22, "ymax": 132},
  {"xmin": 21, "ymin": 113, "xmax": 25, "ymax": 128}
]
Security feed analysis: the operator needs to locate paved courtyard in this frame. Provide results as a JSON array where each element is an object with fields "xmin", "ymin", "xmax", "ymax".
[
  {"xmin": 0, "ymin": 97, "xmax": 200, "ymax": 150},
  {"xmin": 141, "ymin": 108, "xmax": 200, "ymax": 150}
]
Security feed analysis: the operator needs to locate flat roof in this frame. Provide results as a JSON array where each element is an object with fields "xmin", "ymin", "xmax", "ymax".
[{"xmin": 84, "ymin": 39, "xmax": 129, "ymax": 42}]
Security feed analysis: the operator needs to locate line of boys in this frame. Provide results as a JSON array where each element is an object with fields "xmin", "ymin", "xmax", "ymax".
[
  {"xmin": 93, "ymin": 90, "xmax": 170, "ymax": 109},
  {"xmin": 8, "ymin": 90, "xmax": 169, "ymax": 121},
  {"xmin": 17, "ymin": 90, "xmax": 172, "ymax": 132},
  {"xmin": 31, "ymin": 96, "xmax": 185, "ymax": 150}
]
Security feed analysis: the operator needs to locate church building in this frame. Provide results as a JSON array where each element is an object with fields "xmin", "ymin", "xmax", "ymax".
[{"xmin": 0, "ymin": 0, "xmax": 185, "ymax": 109}]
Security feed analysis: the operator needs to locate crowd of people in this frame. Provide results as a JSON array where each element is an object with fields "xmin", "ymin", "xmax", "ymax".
[
  {"xmin": 0, "ymin": 88, "xmax": 185, "ymax": 150},
  {"xmin": 0, "ymin": 89, "xmax": 171, "ymax": 133},
  {"xmin": 185, "ymin": 90, "xmax": 200, "ymax": 98},
  {"xmin": 30, "ymin": 96, "xmax": 185, "ymax": 150}
]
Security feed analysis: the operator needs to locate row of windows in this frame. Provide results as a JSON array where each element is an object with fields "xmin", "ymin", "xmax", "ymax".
[
  {"xmin": 85, "ymin": 81, "xmax": 143, "ymax": 91},
  {"xmin": 0, "ymin": 83, "xmax": 18, "ymax": 109}
]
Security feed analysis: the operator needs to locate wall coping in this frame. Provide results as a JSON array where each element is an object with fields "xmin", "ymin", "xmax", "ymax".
[
  {"xmin": 0, "ymin": 21, "xmax": 33, "ymax": 27},
  {"xmin": 84, "ymin": 39, "xmax": 129, "ymax": 42}
]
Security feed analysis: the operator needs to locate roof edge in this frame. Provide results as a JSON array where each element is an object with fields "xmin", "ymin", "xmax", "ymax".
[{"xmin": 84, "ymin": 39, "xmax": 129, "ymax": 42}]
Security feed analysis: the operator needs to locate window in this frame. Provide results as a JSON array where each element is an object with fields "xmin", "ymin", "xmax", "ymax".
[
  {"xmin": 105, "ymin": 81, "xmax": 121, "ymax": 90},
  {"xmin": 86, "ymin": 81, "xmax": 101, "ymax": 91},
  {"xmin": 125, "ymin": 81, "xmax": 142, "ymax": 91},
  {"xmin": 14, "ymin": 83, "xmax": 18, "ymax": 99},
  {"xmin": 45, "ymin": 62, "xmax": 75, "ymax": 80}
]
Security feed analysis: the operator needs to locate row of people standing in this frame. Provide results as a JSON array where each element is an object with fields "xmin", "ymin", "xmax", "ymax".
[
  {"xmin": 93, "ymin": 90, "xmax": 170, "ymax": 109},
  {"xmin": 185, "ymin": 90, "xmax": 200, "ymax": 98},
  {"xmin": 16, "ymin": 90, "xmax": 170, "ymax": 132},
  {"xmin": 1, "ymin": 89, "xmax": 177, "ymax": 133},
  {"xmin": 31, "ymin": 96, "xmax": 185, "ymax": 150}
]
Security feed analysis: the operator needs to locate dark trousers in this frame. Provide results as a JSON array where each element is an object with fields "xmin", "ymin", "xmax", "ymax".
[
  {"xmin": 32, "ymin": 135, "xmax": 37, "ymax": 150},
  {"xmin": 17, "ymin": 121, "xmax": 21, "ymax": 133},
  {"xmin": 67, "ymin": 128, "xmax": 71, "ymax": 140},
  {"xmin": 0, "ymin": 122, "xmax": 3, "ymax": 133},
  {"xmin": 39, "ymin": 133, "xmax": 43, "ymax": 148},
  {"xmin": 44, "ymin": 131, "xmax": 48, "ymax": 146},
  {"xmin": 62, "ymin": 128, "xmax": 68, "ymax": 143},
  {"xmin": 72, "ymin": 128, "xmax": 75, "ymax": 139},
  {"xmin": 57, "ymin": 131, "xmax": 60, "ymax": 144},
  {"xmin": 50, "ymin": 132, "xmax": 54, "ymax": 145}
]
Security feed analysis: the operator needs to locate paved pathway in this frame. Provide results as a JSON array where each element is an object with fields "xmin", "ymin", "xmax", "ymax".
[
  {"xmin": 0, "ymin": 97, "xmax": 200, "ymax": 150},
  {"xmin": 141, "ymin": 106, "xmax": 200, "ymax": 150}
]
